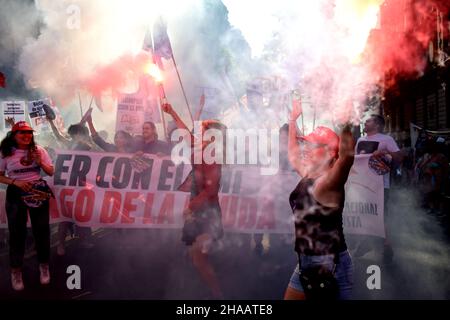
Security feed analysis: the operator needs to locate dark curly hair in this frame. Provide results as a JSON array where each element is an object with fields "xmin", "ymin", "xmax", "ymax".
[
  {"xmin": 68, "ymin": 124, "xmax": 89, "ymax": 138},
  {"xmin": 114, "ymin": 130, "xmax": 132, "ymax": 142},
  {"xmin": 0, "ymin": 131, "xmax": 37, "ymax": 158},
  {"xmin": 370, "ymin": 114, "xmax": 385, "ymax": 131}
]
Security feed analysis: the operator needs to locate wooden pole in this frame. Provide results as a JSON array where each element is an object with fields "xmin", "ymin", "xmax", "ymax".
[
  {"xmin": 151, "ymin": 28, "xmax": 168, "ymax": 141},
  {"xmin": 171, "ymin": 52, "xmax": 194, "ymax": 126},
  {"xmin": 158, "ymin": 83, "xmax": 169, "ymax": 141},
  {"xmin": 312, "ymin": 105, "xmax": 316, "ymax": 131},
  {"xmin": 78, "ymin": 92, "xmax": 83, "ymax": 119},
  {"xmin": 88, "ymin": 95, "xmax": 94, "ymax": 109},
  {"xmin": 195, "ymin": 89, "xmax": 206, "ymax": 121}
]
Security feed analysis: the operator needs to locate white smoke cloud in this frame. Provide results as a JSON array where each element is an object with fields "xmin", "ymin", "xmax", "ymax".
[
  {"xmin": 9, "ymin": 0, "xmax": 253, "ymax": 133},
  {"xmin": 223, "ymin": 0, "xmax": 384, "ymax": 128},
  {"xmin": 11, "ymin": 0, "xmax": 222, "ymax": 132},
  {"xmin": 20, "ymin": 0, "xmax": 154, "ymax": 103}
]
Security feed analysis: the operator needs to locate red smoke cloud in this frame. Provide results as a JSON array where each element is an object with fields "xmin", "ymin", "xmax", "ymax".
[
  {"xmin": 365, "ymin": 0, "xmax": 450, "ymax": 89},
  {"xmin": 83, "ymin": 51, "xmax": 154, "ymax": 97}
]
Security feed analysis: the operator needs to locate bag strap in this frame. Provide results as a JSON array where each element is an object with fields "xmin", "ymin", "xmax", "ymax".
[{"xmin": 331, "ymin": 253, "xmax": 339, "ymax": 274}]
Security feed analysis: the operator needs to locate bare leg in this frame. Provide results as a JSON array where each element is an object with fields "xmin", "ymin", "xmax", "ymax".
[{"xmin": 189, "ymin": 233, "xmax": 223, "ymax": 299}]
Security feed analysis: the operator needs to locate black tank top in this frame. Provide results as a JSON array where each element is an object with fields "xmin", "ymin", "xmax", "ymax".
[{"xmin": 289, "ymin": 178, "xmax": 347, "ymax": 256}]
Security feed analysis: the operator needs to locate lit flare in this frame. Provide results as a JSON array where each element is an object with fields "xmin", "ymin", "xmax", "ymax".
[{"xmin": 144, "ymin": 63, "xmax": 163, "ymax": 83}]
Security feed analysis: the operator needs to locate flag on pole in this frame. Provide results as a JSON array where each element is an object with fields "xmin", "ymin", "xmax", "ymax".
[
  {"xmin": 200, "ymin": 92, "xmax": 206, "ymax": 109},
  {"xmin": 0, "ymin": 71, "xmax": 6, "ymax": 88},
  {"xmin": 195, "ymin": 91, "xmax": 206, "ymax": 120},
  {"xmin": 152, "ymin": 17, "xmax": 173, "ymax": 70},
  {"xmin": 142, "ymin": 28, "xmax": 153, "ymax": 52},
  {"xmin": 153, "ymin": 18, "xmax": 173, "ymax": 59}
]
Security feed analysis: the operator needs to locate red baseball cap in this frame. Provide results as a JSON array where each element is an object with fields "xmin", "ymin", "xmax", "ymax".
[
  {"xmin": 11, "ymin": 121, "xmax": 34, "ymax": 132},
  {"xmin": 299, "ymin": 126, "xmax": 339, "ymax": 153}
]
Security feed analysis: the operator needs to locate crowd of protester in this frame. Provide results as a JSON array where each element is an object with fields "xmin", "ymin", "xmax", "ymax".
[
  {"xmin": 393, "ymin": 131, "xmax": 450, "ymax": 218},
  {"xmin": 0, "ymin": 106, "xmax": 449, "ymax": 299}
]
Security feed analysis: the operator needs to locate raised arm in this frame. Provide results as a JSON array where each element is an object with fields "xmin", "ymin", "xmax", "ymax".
[
  {"xmin": 162, "ymin": 103, "xmax": 192, "ymax": 143},
  {"xmin": 313, "ymin": 125, "xmax": 355, "ymax": 207},
  {"xmin": 288, "ymin": 98, "xmax": 306, "ymax": 177},
  {"xmin": 47, "ymin": 118, "xmax": 70, "ymax": 147},
  {"xmin": 329, "ymin": 125, "xmax": 356, "ymax": 186},
  {"xmin": 86, "ymin": 114, "xmax": 115, "ymax": 151},
  {"xmin": 86, "ymin": 113, "xmax": 98, "ymax": 137},
  {"xmin": 162, "ymin": 103, "xmax": 190, "ymax": 132}
]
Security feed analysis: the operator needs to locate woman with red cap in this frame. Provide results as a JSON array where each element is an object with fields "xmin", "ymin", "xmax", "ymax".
[
  {"xmin": 0, "ymin": 121, "xmax": 54, "ymax": 291},
  {"xmin": 284, "ymin": 100, "xmax": 355, "ymax": 300}
]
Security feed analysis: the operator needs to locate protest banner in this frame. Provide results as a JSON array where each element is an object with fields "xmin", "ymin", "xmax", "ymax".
[
  {"xmin": 0, "ymin": 152, "xmax": 384, "ymax": 238},
  {"xmin": 0, "ymin": 150, "xmax": 296, "ymax": 233},
  {"xmin": 144, "ymin": 97, "xmax": 161, "ymax": 124},
  {"xmin": 115, "ymin": 93, "xmax": 146, "ymax": 135},
  {"xmin": 1, "ymin": 101, "xmax": 26, "ymax": 130},
  {"xmin": 343, "ymin": 154, "xmax": 385, "ymax": 238},
  {"xmin": 27, "ymin": 98, "xmax": 57, "ymax": 134},
  {"xmin": 116, "ymin": 92, "xmax": 161, "ymax": 136}
]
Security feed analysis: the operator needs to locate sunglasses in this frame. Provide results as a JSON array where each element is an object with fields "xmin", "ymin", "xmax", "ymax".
[{"xmin": 16, "ymin": 130, "xmax": 33, "ymax": 135}]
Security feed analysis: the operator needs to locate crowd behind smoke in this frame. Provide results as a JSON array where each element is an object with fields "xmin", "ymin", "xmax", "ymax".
[
  {"xmin": 0, "ymin": 0, "xmax": 255, "ymax": 134},
  {"xmin": 2, "ymin": 0, "xmax": 450, "ymax": 131}
]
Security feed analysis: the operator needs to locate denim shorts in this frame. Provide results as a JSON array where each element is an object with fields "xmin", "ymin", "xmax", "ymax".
[{"xmin": 288, "ymin": 250, "xmax": 354, "ymax": 300}]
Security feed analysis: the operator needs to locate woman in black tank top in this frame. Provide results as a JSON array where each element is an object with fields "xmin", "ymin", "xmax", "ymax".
[
  {"xmin": 284, "ymin": 99, "xmax": 355, "ymax": 300},
  {"xmin": 289, "ymin": 178, "xmax": 347, "ymax": 256}
]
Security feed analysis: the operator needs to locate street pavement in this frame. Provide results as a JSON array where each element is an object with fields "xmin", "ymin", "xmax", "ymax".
[{"xmin": 0, "ymin": 187, "xmax": 449, "ymax": 300}]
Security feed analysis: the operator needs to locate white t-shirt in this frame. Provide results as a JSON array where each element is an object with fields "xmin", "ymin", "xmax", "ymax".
[
  {"xmin": 0, "ymin": 145, "xmax": 53, "ymax": 181},
  {"xmin": 355, "ymin": 133, "xmax": 400, "ymax": 188}
]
